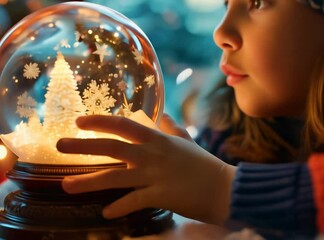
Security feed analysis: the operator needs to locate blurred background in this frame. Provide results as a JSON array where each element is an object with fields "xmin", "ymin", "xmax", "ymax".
[{"xmin": 0, "ymin": 0, "xmax": 225, "ymax": 181}]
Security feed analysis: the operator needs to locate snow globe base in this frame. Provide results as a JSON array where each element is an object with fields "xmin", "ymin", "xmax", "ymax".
[{"xmin": 0, "ymin": 161, "xmax": 174, "ymax": 240}]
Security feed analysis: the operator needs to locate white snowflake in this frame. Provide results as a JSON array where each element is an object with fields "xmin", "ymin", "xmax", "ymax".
[
  {"xmin": 93, "ymin": 42, "xmax": 110, "ymax": 63},
  {"xmin": 60, "ymin": 39, "xmax": 71, "ymax": 48},
  {"xmin": 23, "ymin": 62, "xmax": 40, "ymax": 79},
  {"xmin": 144, "ymin": 75, "xmax": 155, "ymax": 88},
  {"xmin": 82, "ymin": 80, "xmax": 117, "ymax": 115},
  {"xmin": 16, "ymin": 91, "xmax": 37, "ymax": 118},
  {"xmin": 132, "ymin": 48, "xmax": 144, "ymax": 65}
]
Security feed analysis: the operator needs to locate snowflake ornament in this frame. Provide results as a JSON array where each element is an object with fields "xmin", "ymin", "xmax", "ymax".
[
  {"xmin": 132, "ymin": 48, "xmax": 144, "ymax": 65},
  {"xmin": 144, "ymin": 75, "xmax": 155, "ymax": 88},
  {"xmin": 23, "ymin": 62, "xmax": 40, "ymax": 79},
  {"xmin": 83, "ymin": 80, "xmax": 117, "ymax": 115},
  {"xmin": 16, "ymin": 91, "xmax": 37, "ymax": 118},
  {"xmin": 16, "ymin": 107, "xmax": 35, "ymax": 119},
  {"xmin": 93, "ymin": 42, "xmax": 110, "ymax": 63}
]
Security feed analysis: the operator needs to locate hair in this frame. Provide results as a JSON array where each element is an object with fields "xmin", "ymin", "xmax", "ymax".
[
  {"xmin": 204, "ymin": 80, "xmax": 297, "ymax": 163},
  {"xmin": 305, "ymin": 52, "xmax": 324, "ymax": 153},
  {"xmin": 203, "ymin": 53, "xmax": 324, "ymax": 164}
]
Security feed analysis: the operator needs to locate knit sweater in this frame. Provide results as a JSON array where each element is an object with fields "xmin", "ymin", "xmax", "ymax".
[
  {"xmin": 228, "ymin": 154, "xmax": 324, "ymax": 239},
  {"xmin": 195, "ymin": 125, "xmax": 323, "ymax": 238}
]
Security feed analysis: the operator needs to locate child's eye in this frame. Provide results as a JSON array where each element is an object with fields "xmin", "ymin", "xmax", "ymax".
[
  {"xmin": 224, "ymin": 0, "xmax": 268, "ymax": 11},
  {"xmin": 250, "ymin": 0, "xmax": 268, "ymax": 10}
]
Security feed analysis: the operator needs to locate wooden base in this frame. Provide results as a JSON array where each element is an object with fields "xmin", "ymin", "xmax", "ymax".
[
  {"xmin": 0, "ymin": 208, "xmax": 173, "ymax": 240},
  {"xmin": 0, "ymin": 162, "xmax": 174, "ymax": 240}
]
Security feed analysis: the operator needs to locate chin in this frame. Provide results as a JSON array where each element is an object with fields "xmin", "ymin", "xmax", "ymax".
[
  {"xmin": 238, "ymin": 103, "xmax": 305, "ymax": 119},
  {"xmin": 237, "ymin": 102, "xmax": 275, "ymax": 118},
  {"xmin": 235, "ymin": 94, "xmax": 306, "ymax": 118},
  {"xmin": 241, "ymin": 110, "xmax": 270, "ymax": 118}
]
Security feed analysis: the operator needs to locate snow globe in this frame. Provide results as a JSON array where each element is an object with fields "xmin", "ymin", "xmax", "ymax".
[{"xmin": 0, "ymin": 2, "xmax": 172, "ymax": 240}]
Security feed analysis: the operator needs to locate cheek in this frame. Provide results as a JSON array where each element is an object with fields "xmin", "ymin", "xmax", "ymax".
[
  {"xmin": 233, "ymin": 11, "xmax": 322, "ymax": 117},
  {"xmin": 234, "ymin": 73, "xmax": 310, "ymax": 117},
  {"xmin": 237, "ymin": 48, "xmax": 310, "ymax": 117},
  {"xmin": 258, "ymin": 46, "xmax": 310, "ymax": 99}
]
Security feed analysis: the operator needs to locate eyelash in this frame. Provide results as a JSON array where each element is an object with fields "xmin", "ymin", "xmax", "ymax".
[{"xmin": 224, "ymin": 0, "xmax": 268, "ymax": 11}]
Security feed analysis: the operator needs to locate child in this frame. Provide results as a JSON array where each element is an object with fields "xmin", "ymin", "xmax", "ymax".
[{"xmin": 57, "ymin": 0, "xmax": 324, "ymax": 239}]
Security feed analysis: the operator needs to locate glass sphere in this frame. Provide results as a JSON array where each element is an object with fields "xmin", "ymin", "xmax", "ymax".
[{"xmin": 0, "ymin": 2, "xmax": 164, "ymax": 165}]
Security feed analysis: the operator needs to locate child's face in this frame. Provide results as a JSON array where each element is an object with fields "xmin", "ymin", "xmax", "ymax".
[{"xmin": 214, "ymin": 0, "xmax": 324, "ymax": 117}]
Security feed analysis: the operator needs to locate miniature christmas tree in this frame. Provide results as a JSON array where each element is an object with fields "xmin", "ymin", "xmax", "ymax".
[{"xmin": 43, "ymin": 52, "xmax": 85, "ymax": 137}]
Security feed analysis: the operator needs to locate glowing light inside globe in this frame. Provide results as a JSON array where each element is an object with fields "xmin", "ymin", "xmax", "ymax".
[
  {"xmin": 0, "ymin": 2, "xmax": 164, "ymax": 165},
  {"xmin": 0, "ymin": 145, "xmax": 7, "ymax": 160}
]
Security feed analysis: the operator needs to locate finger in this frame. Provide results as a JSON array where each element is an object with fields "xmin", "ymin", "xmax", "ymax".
[
  {"xmin": 62, "ymin": 168, "xmax": 145, "ymax": 194},
  {"xmin": 159, "ymin": 114, "xmax": 193, "ymax": 141},
  {"xmin": 76, "ymin": 115, "xmax": 158, "ymax": 143},
  {"xmin": 57, "ymin": 138, "xmax": 145, "ymax": 164},
  {"xmin": 102, "ymin": 187, "xmax": 157, "ymax": 219}
]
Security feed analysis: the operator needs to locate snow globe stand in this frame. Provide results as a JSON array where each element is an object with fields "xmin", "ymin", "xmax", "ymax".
[{"xmin": 0, "ymin": 161, "xmax": 174, "ymax": 240}]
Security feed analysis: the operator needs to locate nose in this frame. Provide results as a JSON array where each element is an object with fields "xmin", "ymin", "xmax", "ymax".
[{"xmin": 213, "ymin": 12, "xmax": 242, "ymax": 52}]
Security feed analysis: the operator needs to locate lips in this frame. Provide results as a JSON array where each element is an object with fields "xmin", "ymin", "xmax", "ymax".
[{"xmin": 220, "ymin": 64, "xmax": 248, "ymax": 86}]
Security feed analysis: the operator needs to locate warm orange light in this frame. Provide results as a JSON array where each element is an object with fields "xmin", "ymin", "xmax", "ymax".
[
  {"xmin": 0, "ymin": 144, "xmax": 7, "ymax": 160},
  {"xmin": 0, "ymin": 0, "xmax": 8, "ymax": 5}
]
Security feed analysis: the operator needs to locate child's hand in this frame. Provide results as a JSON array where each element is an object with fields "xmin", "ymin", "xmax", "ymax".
[
  {"xmin": 158, "ymin": 114, "xmax": 194, "ymax": 142},
  {"xmin": 57, "ymin": 115, "xmax": 236, "ymax": 225}
]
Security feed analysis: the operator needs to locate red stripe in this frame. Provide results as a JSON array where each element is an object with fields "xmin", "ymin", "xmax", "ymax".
[{"xmin": 308, "ymin": 154, "xmax": 324, "ymax": 233}]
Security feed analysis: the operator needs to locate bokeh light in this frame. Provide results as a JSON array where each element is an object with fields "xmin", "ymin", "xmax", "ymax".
[
  {"xmin": 0, "ymin": 0, "xmax": 8, "ymax": 5},
  {"xmin": 0, "ymin": 145, "xmax": 7, "ymax": 160}
]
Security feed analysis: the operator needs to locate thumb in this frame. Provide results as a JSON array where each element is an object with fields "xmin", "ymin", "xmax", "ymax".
[{"xmin": 102, "ymin": 188, "xmax": 155, "ymax": 219}]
